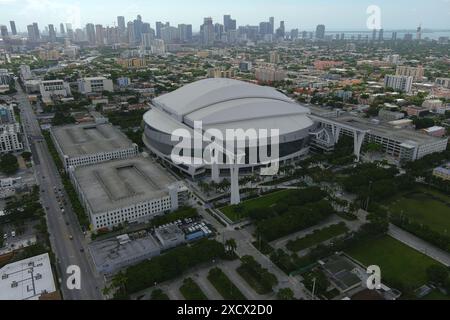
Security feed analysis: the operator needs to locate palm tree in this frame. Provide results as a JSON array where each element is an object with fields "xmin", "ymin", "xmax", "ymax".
[
  {"xmin": 111, "ymin": 272, "xmax": 128, "ymax": 295},
  {"xmin": 225, "ymin": 238, "xmax": 237, "ymax": 255}
]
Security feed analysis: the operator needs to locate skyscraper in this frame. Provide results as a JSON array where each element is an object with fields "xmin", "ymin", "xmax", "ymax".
[
  {"xmin": 223, "ymin": 15, "xmax": 236, "ymax": 32},
  {"xmin": 269, "ymin": 17, "xmax": 274, "ymax": 34},
  {"xmin": 392, "ymin": 31, "xmax": 397, "ymax": 41},
  {"xmin": 27, "ymin": 23, "xmax": 40, "ymax": 41},
  {"xmin": 259, "ymin": 22, "xmax": 271, "ymax": 35},
  {"xmin": 116, "ymin": 16, "xmax": 125, "ymax": 41},
  {"xmin": 117, "ymin": 16, "xmax": 126, "ymax": 32},
  {"xmin": 201, "ymin": 17, "xmax": 215, "ymax": 46},
  {"xmin": 60, "ymin": 23, "xmax": 66, "ymax": 35},
  {"xmin": 178, "ymin": 24, "xmax": 192, "ymax": 42},
  {"xmin": 127, "ymin": 21, "xmax": 135, "ymax": 45},
  {"xmin": 95, "ymin": 24, "xmax": 104, "ymax": 46},
  {"xmin": 33, "ymin": 22, "xmax": 40, "ymax": 40},
  {"xmin": 48, "ymin": 24, "xmax": 56, "ymax": 42},
  {"xmin": 155, "ymin": 21, "xmax": 163, "ymax": 39},
  {"xmin": 9, "ymin": 21, "xmax": 17, "ymax": 36},
  {"xmin": 276, "ymin": 21, "xmax": 285, "ymax": 38},
  {"xmin": 315, "ymin": 24, "xmax": 325, "ymax": 39},
  {"xmin": 378, "ymin": 29, "xmax": 384, "ymax": 41},
  {"xmin": 86, "ymin": 23, "xmax": 96, "ymax": 45},
  {"xmin": 66, "ymin": 23, "xmax": 74, "ymax": 40},
  {"xmin": 133, "ymin": 15, "xmax": 143, "ymax": 45},
  {"xmin": 0, "ymin": 26, "xmax": 8, "ymax": 38},
  {"xmin": 27, "ymin": 25, "xmax": 35, "ymax": 41}
]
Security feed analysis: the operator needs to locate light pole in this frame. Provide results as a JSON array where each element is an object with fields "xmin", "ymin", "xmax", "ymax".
[{"xmin": 311, "ymin": 277, "xmax": 316, "ymax": 300}]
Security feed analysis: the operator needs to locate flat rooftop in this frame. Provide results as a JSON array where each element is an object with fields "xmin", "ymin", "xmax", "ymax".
[
  {"xmin": 0, "ymin": 253, "xmax": 56, "ymax": 300},
  {"xmin": 89, "ymin": 234, "xmax": 160, "ymax": 273},
  {"xmin": 312, "ymin": 111, "xmax": 448, "ymax": 146},
  {"xmin": 73, "ymin": 157, "xmax": 177, "ymax": 214},
  {"xmin": 337, "ymin": 115, "xmax": 446, "ymax": 145},
  {"xmin": 52, "ymin": 123, "xmax": 135, "ymax": 157}
]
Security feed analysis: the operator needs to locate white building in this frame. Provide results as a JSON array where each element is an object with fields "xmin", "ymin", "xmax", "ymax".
[
  {"xmin": 384, "ymin": 75, "xmax": 413, "ymax": 93},
  {"xmin": 150, "ymin": 39, "xmax": 166, "ymax": 55},
  {"xmin": 50, "ymin": 123, "xmax": 139, "ymax": 171},
  {"xmin": 0, "ymin": 177, "xmax": 23, "ymax": 199},
  {"xmin": 0, "ymin": 253, "xmax": 57, "ymax": 300},
  {"xmin": 255, "ymin": 64, "xmax": 287, "ymax": 82},
  {"xmin": 0, "ymin": 123, "xmax": 23, "ymax": 153},
  {"xmin": 39, "ymin": 80, "xmax": 71, "ymax": 103},
  {"xmin": 77, "ymin": 77, "xmax": 114, "ymax": 94},
  {"xmin": 435, "ymin": 77, "xmax": 450, "ymax": 89},
  {"xmin": 69, "ymin": 157, "xmax": 189, "ymax": 230},
  {"xmin": 385, "ymin": 54, "xmax": 400, "ymax": 65},
  {"xmin": 396, "ymin": 66, "xmax": 424, "ymax": 81},
  {"xmin": 0, "ymin": 69, "xmax": 11, "ymax": 86},
  {"xmin": 19, "ymin": 65, "xmax": 32, "ymax": 81},
  {"xmin": 422, "ymin": 99, "xmax": 444, "ymax": 110}
]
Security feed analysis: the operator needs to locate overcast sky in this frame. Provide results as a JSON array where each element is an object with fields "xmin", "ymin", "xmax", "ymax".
[{"xmin": 1, "ymin": 0, "xmax": 449, "ymax": 32}]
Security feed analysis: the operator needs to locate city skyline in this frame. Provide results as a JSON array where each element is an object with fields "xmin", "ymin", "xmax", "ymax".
[{"xmin": 1, "ymin": 0, "xmax": 450, "ymax": 32}]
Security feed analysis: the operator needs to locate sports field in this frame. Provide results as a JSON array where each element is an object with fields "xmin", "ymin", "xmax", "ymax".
[
  {"xmin": 388, "ymin": 188, "xmax": 450, "ymax": 235},
  {"xmin": 346, "ymin": 236, "xmax": 444, "ymax": 289}
]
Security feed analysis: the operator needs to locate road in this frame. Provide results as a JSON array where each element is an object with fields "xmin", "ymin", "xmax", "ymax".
[
  {"xmin": 15, "ymin": 83, "xmax": 104, "ymax": 300},
  {"xmin": 388, "ymin": 224, "xmax": 450, "ymax": 267}
]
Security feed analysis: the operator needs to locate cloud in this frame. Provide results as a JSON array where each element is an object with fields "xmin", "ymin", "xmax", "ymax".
[{"xmin": 19, "ymin": 0, "xmax": 81, "ymax": 28}]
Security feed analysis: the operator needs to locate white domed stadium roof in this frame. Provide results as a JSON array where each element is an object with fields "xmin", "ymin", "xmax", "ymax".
[{"xmin": 146, "ymin": 78, "xmax": 314, "ymax": 135}]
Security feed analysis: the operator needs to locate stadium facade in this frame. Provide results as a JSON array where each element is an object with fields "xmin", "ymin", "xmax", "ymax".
[{"xmin": 143, "ymin": 78, "xmax": 314, "ymax": 178}]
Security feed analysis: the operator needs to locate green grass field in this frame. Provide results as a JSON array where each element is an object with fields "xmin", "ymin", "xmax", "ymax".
[
  {"xmin": 388, "ymin": 188, "xmax": 450, "ymax": 235},
  {"xmin": 286, "ymin": 222, "xmax": 349, "ymax": 252},
  {"xmin": 179, "ymin": 278, "xmax": 208, "ymax": 300},
  {"xmin": 220, "ymin": 190, "xmax": 294, "ymax": 221},
  {"xmin": 207, "ymin": 268, "xmax": 247, "ymax": 300},
  {"xmin": 421, "ymin": 290, "xmax": 450, "ymax": 300},
  {"xmin": 345, "ymin": 236, "xmax": 443, "ymax": 289}
]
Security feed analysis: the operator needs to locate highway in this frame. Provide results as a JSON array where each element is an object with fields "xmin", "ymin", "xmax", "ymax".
[{"xmin": 14, "ymin": 82, "xmax": 104, "ymax": 300}]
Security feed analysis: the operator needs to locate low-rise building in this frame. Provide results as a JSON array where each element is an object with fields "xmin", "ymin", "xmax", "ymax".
[
  {"xmin": 0, "ymin": 69, "xmax": 12, "ymax": 86},
  {"xmin": 433, "ymin": 164, "xmax": 450, "ymax": 181},
  {"xmin": 0, "ymin": 253, "xmax": 58, "ymax": 300},
  {"xmin": 378, "ymin": 109, "xmax": 405, "ymax": 122},
  {"xmin": 50, "ymin": 123, "xmax": 139, "ymax": 171},
  {"xmin": 395, "ymin": 65, "xmax": 424, "ymax": 81},
  {"xmin": 435, "ymin": 77, "xmax": 450, "ymax": 89},
  {"xmin": 255, "ymin": 63, "xmax": 286, "ymax": 82},
  {"xmin": 384, "ymin": 75, "xmax": 413, "ymax": 93},
  {"xmin": 39, "ymin": 79, "xmax": 71, "ymax": 104},
  {"xmin": 154, "ymin": 224, "xmax": 186, "ymax": 249},
  {"xmin": 68, "ymin": 156, "xmax": 189, "ymax": 230},
  {"xmin": 77, "ymin": 77, "xmax": 114, "ymax": 94},
  {"xmin": 0, "ymin": 104, "xmax": 16, "ymax": 124},
  {"xmin": 0, "ymin": 123, "xmax": 23, "ymax": 153},
  {"xmin": 422, "ymin": 99, "xmax": 444, "ymax": 111},
  {"xmin": 89, "ymin": 233, "xmax": 161, "ymax": 276},
  {"xmin": 422, "ymin": 126, "xmax": 446, "ymax": 137},
  {"xmin": 207, "ymin": 67, "xmax": 235, "ymax": 79}
]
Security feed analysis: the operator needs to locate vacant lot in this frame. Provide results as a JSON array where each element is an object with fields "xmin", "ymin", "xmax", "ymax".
[
  {"xmin": 388, "ymin": 188, "xmax": 450, "ymax": 235},
  {"xmin": 346, "ymin": 236, "xmax": 443, "ymax": 289}
]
